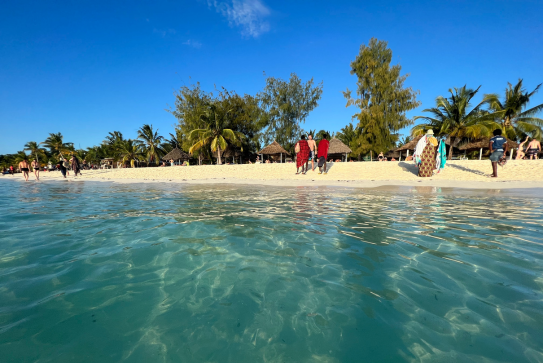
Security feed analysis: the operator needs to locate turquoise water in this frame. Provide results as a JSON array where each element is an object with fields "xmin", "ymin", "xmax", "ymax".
[{"xmin": 1, "ymin": 180, "xmax": 543, "ymax": 363}]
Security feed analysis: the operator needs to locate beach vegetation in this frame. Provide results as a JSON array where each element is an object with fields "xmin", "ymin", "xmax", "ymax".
[
  {"xmin": 118, "ymin": 139, "xmax": 145, "ymax": 167},
  {"xmin": 344, "ymin": 38, "xmax": 421, "ymax": 156},
  {"xmin": 259, "ymin": 73, "xmax": 323, "ymax": 151},
  {"xmin": 135, "ymin": 124, "xmax": 165, "ymax": 165},
  {"xmin": 483, "ymin": 79, "xmax": 543, "ymax": 140},
  {"xmin": 188, "ymin": 103, "xmax": 245, "ymax": 165},
  {"xmin": 41, "ymin": 132, "xmax": 74, "ymax": 159},
  {"xmin": 24, "ymin": 141, "xmax": 47, "ymax": 164},
  {"xmin": 336, "ymin": 123, "xmax": 362, "ymax": 159},
  {"xmin": 412, "ymin": 85, "xmax": 500, "ymax": 159}
]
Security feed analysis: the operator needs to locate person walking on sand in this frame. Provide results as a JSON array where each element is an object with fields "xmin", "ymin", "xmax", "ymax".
[
  {"xmin": 489, "ymin": 129, "xmax": 508, "ymax": 178},
  {"xmin": 526, "ymin": 138, "xmax": 541, "ymax": 160},
  {"xmin": 295, "ymin": 135, "xmax": 310, "ymax": 175},
  {"xmin": 317, "ymin": 133, "xmax": 330, "ymax": 174},
  {"xmin": 31, "ymin": 159, "xmax": 40, "ymax": 181},
  {"xmin": 70, "ymin": 154, "xmax": 82, "ymax": 177},
  {"xmin": 307, "ymin": 134, "xmax": 317, "ymax": 171},
  {"xmin": 59, "ymin": 157, "xmax": 68, "ymax": 178},
  {"xmin": 516, "ymin": 136, "xmax": 529, "ymax": 160},
  {"xmin": 18, "ymin": 157, "xmax": 31, "ymax": 181}
]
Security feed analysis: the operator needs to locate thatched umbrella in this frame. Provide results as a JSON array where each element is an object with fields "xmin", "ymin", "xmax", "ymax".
[
  {"xmin": 258, "ymin": 141, "xmax": 290, "ymax": 163},
  {"xmin": 458, "ymin": 138, "xmax": 519, "ymax": 160},
  {"xmin": 327, "ymin": 138, "xmax": 352, "ymax": 162},
  {"xmin": 162, "ymin": 147, "xmax": 190, "ymax": 165}
]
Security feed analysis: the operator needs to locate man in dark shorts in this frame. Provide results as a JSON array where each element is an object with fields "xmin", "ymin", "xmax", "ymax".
[
  {"xmin": 526, "ymin": 138, "xmax": 541, "ymax": 160},
  {"xmin": 489, "ymin": 129, "xmax": 507, "ymax": 178},
  {"xmin": 317, "ymin": 133, "xmax": 330, "ymax": 174},
  {"xmin": 18, "ymin": 157, "xmax": 31, "ymax": 181}
]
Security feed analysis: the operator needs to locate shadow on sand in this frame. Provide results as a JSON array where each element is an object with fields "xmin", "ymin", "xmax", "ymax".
[
  {"xmin": 447, "ymin": 163, "xmax": 487, "ymax": 176},
  {"xmin": 398, "ymin": 162, "xmax": 419, "ymax": 176}
]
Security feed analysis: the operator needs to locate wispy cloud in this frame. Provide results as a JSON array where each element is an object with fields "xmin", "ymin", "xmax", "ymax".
[
  {"xmin": 183, "ymin": 39, "xmax": 203, "ymax": 48},
  {"xmin": 208, "ymin": 0, "xmax": 270, "ymax": 38},
  {"xmin": 153, "ymin": 28, "xmax": 176, "ymax": 37}
]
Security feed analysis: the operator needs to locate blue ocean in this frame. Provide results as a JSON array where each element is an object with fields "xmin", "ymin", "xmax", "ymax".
[{"xmin": 1, "ymin": 180, "xmax": 542, "ymax": 362}]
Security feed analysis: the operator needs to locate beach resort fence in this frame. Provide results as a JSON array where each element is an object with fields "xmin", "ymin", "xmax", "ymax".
[
  {"xmin": 459, "ymin": 138, "xmax": 519, "ymax": 160},
  {"xmin": 258, "ymin": 141, "xmax": 290, "ymax": 163}
]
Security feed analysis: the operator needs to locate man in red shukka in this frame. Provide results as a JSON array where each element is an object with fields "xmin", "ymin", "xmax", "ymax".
[
  {"xmin": 317, "ymin": 133, "xmax": 330, "ymax": 174},
  {"xmin": 295, "ymin": 135, "xmax": 311, "ymax": 175}
]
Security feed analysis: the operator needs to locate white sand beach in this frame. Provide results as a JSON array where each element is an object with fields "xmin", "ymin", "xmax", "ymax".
[{"xmin": 8, "ymin": 160, "xmax": 543, "ymax": 189}]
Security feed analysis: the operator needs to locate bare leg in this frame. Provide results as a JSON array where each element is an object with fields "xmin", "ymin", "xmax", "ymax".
[
  {"xmin": 23, "ymin": 171, "xmax": 29, "ymax": 181},
  {"xmin": 491, "ymin": 162, "xmax": 498, "ymax": 177},
  {"xmin": 323, "ymin": 161, "xmax": 327, "ymax": 173}
]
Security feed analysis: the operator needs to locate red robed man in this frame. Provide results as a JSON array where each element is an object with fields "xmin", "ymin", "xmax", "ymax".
[
  {"xmin": 295, "ymin": 135, "xmax": 310, "ymax": 174},
  {"xmin": 317, "ymin": 134, "xmax": 330, "ymax": 174}
]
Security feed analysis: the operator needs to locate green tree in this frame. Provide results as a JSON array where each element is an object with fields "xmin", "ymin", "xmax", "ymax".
[
  {"xmin": 344, "ymin": 38, "xmax": 421, "ymax": 155},
  {"xmin": 24, "ymin": 141, "xmax": 47, "ymax": 164},
  {"xmin": 188, "ymin": 104, "xmax": 244, "ymax": 165},
  {"xmin": 335, "ymin": 123, "xmax": 361, "ymax": 158},
  {"xmin": 483, "ymin": 79, "xmax": 543, "ymax": 140},
  {"xmin": 259, "ymin": 73, "xmax": 323, "ymax": 150},
  {"xmin": 412, "ymin": 85, "xmax": 499, "ymax": 159},
  {"xmin": 41, "ymin": 132, "xmax": 73, "ymax": 159},
  {"xmin": 135, "ymin": 124, "xmax": 165, "ymax": 165},
  {"xmin": 118, "ymin": 139, "xmax": 144, "ymax": 168}
]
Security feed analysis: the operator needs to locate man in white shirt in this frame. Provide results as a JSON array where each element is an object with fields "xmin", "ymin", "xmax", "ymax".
[{"xmin": 307, "ymin": 135, "xmax": 317, "ymax": 171}]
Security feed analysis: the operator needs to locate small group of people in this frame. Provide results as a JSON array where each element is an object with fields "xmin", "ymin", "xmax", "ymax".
[
  {"xmin": 14, "ymin": 154, "xmax": 82, "ymax": 181},
  {"xmin": 516, "ymin": 136, "xmax": 541, "ymax": 160},
  {"xmin": 294, "ymin": 133, "xmax": 330, "ymax": 175}
]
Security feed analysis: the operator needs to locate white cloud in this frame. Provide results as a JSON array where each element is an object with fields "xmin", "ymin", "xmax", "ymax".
[
  {"xmin": 183, "ymin": 39, "xmax": 203, "ymax": 48},
  {"xmin": 208, "ymin": 0, "xmax": 270, "ymax": 38}
]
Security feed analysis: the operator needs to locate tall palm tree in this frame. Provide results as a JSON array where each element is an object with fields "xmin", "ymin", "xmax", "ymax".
[
  {"xmin": 117, "ymin": 139, "xmax": 144, "ymax": 168},
  {"xmin": 41, "ymin": 132, "xmax": 73, "ymax": 159},
  {"xmin": 135, "ymin": 124, "xmax": 165, "ymax": 165},
  {"xmin": 412, "ymin": 85, "xmax": 499, "ymax": 159},
  {"xmin": 483, "ymin": 79, "xmax": 543, "ymax": 140},
  {"xmin": 188, "ymin": 104, "xmax": 244, "ymax": 165},
  {"xmin": 24, "ymin": 141, "xmax": 47, "ymax": 164}
]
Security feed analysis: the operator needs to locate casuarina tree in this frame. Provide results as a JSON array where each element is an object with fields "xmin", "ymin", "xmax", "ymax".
[{"xmin": 343, "ymin": 38, "xmax": 420, "ymax": 155}]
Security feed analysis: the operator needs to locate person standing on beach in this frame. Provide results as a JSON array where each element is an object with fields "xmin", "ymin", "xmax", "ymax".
[
  {"xmin": 317, "ymin": 133, "xmax": 330, "ymax": 174},
  {"xmin": 489, "ymin": 129, "xmax": 508, "ymax": 178},
  {"xmin": 307, "ymin": 135, "xmax": 317, "ymax": 171},
  {"xmin": 18, "ymin": 157, "xmax": 30, "ymax": 181},
  {"xmin": 9, "ymin": 165, "xmax": 14, "ymax": 175},
  {"xmin": 31, "ymin": 159, "xmax": 40, "ymax": 181},
  {"xmin": 295, "ymin": 135, "xmax": 310, "ymax": 175},
  {"xmin": 525, "ymin": 138, "xmax": 541, "ymax": 160},
  {"xmin": 516, "ymin": 136, "xmax": 529, "ymax": 160},
  {"xmin": 59, "ymin": 157, "xmax": 68, "ymax": 178},
  {"xmin": 70, "ymin": 154, "xmax": 82, "ymax": 177}
]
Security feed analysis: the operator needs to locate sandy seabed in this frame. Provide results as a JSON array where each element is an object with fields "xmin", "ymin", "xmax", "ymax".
[{"xmin": 7, "ymin": 160, "xmax": 543, "ymax": 190}]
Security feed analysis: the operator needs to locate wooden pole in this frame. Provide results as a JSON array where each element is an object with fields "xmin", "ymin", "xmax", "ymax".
[
  {"xmin": 399, "ymin": 151, "xmax": 402, "ymax": 161},
  {"xmin": 510, "ymin": 148, "xmax": 514, "ymax": 160},
  {"xmin": 281, "ymin": 153, "xmax": 282, "ymax": 163},
  {"xmin": 370, "ymin": 150, "xmax": 372, "ymax": 162},
  {"xmin": 479, "ymin": 148, "xmax": 483, "ymax": 160}
]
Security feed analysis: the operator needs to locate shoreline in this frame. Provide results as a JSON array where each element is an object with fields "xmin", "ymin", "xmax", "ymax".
[{"xmin": 2, "ymin": 160, "xmax": 543, "ymax": 190}]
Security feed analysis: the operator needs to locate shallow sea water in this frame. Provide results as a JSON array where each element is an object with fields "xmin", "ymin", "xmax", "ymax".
[{"xmin": 0, "ymin": 180, "xmax": 542, "ymax": 363}]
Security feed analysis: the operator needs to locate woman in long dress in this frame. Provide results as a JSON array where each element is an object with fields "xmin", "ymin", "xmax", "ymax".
[
  {"xmin": 71, "ymin": 154, "xmax": 82, "ymax": 177},
  {"xmin": 416, "ymin": 130, "xmax": 438, "ymax": 177}
]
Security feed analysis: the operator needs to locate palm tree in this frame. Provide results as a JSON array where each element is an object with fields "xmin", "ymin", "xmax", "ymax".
[
  {"xmin": 135, "ymin": 124, "xmax": 165, "ymax": 165},
  {"xmin": 188, "ymin": 104, "xmax": 244, "ymax": 165},
  {"xmin": 24, "ymin": 141, "xmax": 47, "ymax": 164},
  {"xmin": 41, "ymin": 132, "xmax": 73, "ymax": 159},
  {"xmin": 483, "ymin": 79, "xmax": 543, "ymax": 140},
  {"xmin": 117, "ymin": 140, "xmax": 144, "ymax": 168},
  {"xmin": 413, "ymin": 85, "xmax": 499, "ymax": 159}
]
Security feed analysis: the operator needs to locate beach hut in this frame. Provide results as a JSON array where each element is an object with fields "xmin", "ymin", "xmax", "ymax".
[
  {"xmin": 458, "ymin": 138, "xmax": 519, "ymax": 160},
  {"xmin": 395, "ymin": 136, "xmax": 423, "ymax": 161},
  {"xmin": 162, "ymin": 147, "xmax": 190, "ymax": 165},
  {"xmin": 212, "ymin": 146, "xmax": 243, "ymax": 164},
  {"xmin": 327, "ymin": 138, "xmax": 352, "ymax": 162},
  {"xmin": 258, "ymin": 141, "xmax": 290, "ymax": 163}
]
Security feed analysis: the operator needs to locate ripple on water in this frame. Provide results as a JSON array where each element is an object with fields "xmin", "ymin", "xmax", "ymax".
[{"xmin": 0, "ymin": 180, "xmax": 542, "ymax": 362}]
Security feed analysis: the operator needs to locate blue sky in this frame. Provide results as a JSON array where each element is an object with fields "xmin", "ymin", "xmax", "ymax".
[{"xmin": 1, "ymin": 0, "xmax": 542, "ymax": 154}]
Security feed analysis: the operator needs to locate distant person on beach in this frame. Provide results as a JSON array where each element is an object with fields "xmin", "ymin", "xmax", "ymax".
[
  {"xmin": 516, "ymin": 136, "xmax": 529, "ymax": 160},
  {"xmin": 317, "ymin": 133, "xmax": 330, "ymax": 174},
  {"xmin": 170, "ymin": 159, "xmax": 174, "ymax": 166},
  {"xmin": 19, "ymin": 158, "xmax": 31, "ymax": 181},
  {"xmin": 31, "ymin": 159, "xmax": 40, "ymax": 181},
  {"xmin": 489, "ymin": 129, "xmax": 508, "ymax": 178},
  {"xmin": 70, "ymin": 154, "xmax": 82, "ymax": 177},
  {"xmin": 378, "ymin": 152, "xmax": 385, "ymax": 161},
  {"xmin": 416, "ymin": 130, "xmax": 438, "ymax": 177},
  {"xmin": 59, "ymin": 157, "xmax": 68, "ymax": 178},
  {"xmin": 9, "ymin": 165, "xmax": 14, "ymax": 175},
  {"xmin": 295, "ymin": 135, "xmax": 310, "ymax": 175},
  {"xmin": 307, "ymin": 134, "xmax": 317, "ymax": 171},
  {"xmin": 526, "ymin": 138, "xmax": 541, "ymax": 160}
]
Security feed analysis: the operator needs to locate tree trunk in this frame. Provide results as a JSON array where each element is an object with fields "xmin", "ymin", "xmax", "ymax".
[
  {"xmin": 448, "ymin": 137, "xmax": 454, "ymax": 160},
  {"xmin": 217, "ymin": 145, "xmax": 222, "ymax": 165}
]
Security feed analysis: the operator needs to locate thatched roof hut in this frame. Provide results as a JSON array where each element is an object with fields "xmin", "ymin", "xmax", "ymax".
[
  {"xmin": 458, "ymin": 138, "xmax": 519, "ymax": 151},
  {"xmin": 327, "ymin": 138, "xmax": 352, "ymax": 155},
  {"xmin": 212, "ymin": 146, "xmax": 242, "ymax": 158},
  {"xmin": 395, "ymin": 135, "xmax": 423, "ymax": 151},
  {"xmin": 162, "ymin": 147, "xmax": 190, "ymax": 161},
  {"xmin": 258, "ymin": 141, "xmax": 290, "ymax": 155}
]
